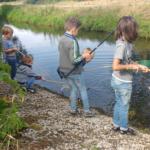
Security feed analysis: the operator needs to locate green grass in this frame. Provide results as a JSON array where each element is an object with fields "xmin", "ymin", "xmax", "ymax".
[
  {"xmin": 0, "ymin": 46, "xmax": 27, "ymax": 144},
  {"xmin": 0, "ymin": 64, "xmax": 26, "ymax": 140},
  {"xmin": 78, "ymin": 8, "xmax": 118, "ymax": 32},
  {"xmin": 0, "ymin": 101, "xmax": 27, "ymax": 140},
  {"xmin": 4, "ymin": 5, "xmax": 68, "ymax": 30},
  {"xmin": 0, "ymin": 5, "xmax": 150, "ymax": 38}
]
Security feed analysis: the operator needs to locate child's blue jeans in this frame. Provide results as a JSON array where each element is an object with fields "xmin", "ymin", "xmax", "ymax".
[
  {"xmin": 26, "ymin": 77, "xmax": 36, "ymax": 89},
  {"xmin": 111, "ymin": 76, "xmax": 132, "ymax": 130},
  {"xmin": 6, "ymin": 56, "xmax": 17, "ymax": 79},
  {"xmin": 66, "ymin": 74, "xmax": 90, "ymax": 112}
]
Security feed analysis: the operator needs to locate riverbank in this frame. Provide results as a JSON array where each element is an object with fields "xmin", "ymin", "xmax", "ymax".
[
  {"xmin": 18, "ymin": 87, "xmax": 150, "ymax": 150},
  {"xmin": 0, "ymin": 0, "xmax": 150, "ymax": 38}
]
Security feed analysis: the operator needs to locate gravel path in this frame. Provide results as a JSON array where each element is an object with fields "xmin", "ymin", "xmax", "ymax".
[{"xmin": 18, "ymin": 88, "xmax": 150, "ymax": 150}]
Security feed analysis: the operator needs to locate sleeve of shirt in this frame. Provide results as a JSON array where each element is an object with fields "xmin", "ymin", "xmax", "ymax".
[
  {"xmin": 114, "ymin": 43, "xmax": 125, "ymax": 60},
  {"xmin": 69, "ymin": 41, "xmax": 82, "ymax": 65},
  {"xmin": 26, "ymin": 67, "xmax": 38, "ymax": 77}
]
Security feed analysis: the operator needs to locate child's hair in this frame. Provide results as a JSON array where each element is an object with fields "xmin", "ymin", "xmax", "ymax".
[
  {"xmin": 2, "ymin": 25, "xmax": 13, "ymax": 35},
  {"xmin": 115, "ymin": 16, "xmax": 138, "ymax": 43},
  {"xmin": 21, "ymin": 55, "xmax": 33, "ymax": 64},
  {"xmin": 85, "ymin": 48, "xmax": 92, "ymax": 51},
  {"xmin": 64, "ymin": 17, "xmax": 81, "ymax": 31}
]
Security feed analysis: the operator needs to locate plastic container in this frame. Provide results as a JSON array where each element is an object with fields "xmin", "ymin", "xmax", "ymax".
[{"xmin": 139, "ymin": 60, "xmax": 150, "ymax": 67}]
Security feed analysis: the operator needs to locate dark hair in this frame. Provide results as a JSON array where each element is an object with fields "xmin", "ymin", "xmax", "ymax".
[
  {"xmin": 64, "ymin": 17, "xmax": 81, "ymax": 31},
  {"xmin": 115, "ymin": 16, "xmax": 138, "ymax": 42}
]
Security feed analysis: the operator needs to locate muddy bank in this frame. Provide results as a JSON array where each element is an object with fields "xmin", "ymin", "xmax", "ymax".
[{"xmin": 17, "ymin": 87, "xmax": 150, "ymax": 150}]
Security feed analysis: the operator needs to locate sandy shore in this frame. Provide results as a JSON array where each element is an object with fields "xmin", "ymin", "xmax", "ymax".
[{"xmin": 18, "ymin": 87, "xmax": 150, "ymax": 150}]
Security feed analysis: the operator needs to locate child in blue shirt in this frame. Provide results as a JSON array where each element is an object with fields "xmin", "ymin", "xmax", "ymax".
[{"xmin": 2, "ymin": 25, "xmax": 19, "ymax": 79}]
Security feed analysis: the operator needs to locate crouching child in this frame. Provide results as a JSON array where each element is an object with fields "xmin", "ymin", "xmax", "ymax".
[{"xmin": 15, "ymin": 55, "xmax": 42, "ymax": 93}]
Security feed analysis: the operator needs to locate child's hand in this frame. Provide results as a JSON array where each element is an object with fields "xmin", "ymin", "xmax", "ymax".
[
  {"xmin": 41, "ymin": 76, "xmax": 45, "ymax": 80},
  {"xmin": 128, "ymin": 64, "xmax": 140, "ymax": 72},
  {"xmin": 82, "ymin": 48, "xmax": 94, "ymax": 62},
  {"xmin": 13, "ymin": 47, "xmax": 19, "ymax": 52},
  {"xmin": 36, "ymin": 76, "xmax": 42, "ymax": 80},
  {"xmin": 128, "ymin": 64, "xmax": 149, "ymax": 73},
  {"xmin": 138, "ymin": 64, "xmax": 149, "ymax": 73}
]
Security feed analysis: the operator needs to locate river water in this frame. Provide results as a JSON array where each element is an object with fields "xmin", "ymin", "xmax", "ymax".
[{"xmin": 4, "ymin": 24, "xmax": 150, "ymax": 114}]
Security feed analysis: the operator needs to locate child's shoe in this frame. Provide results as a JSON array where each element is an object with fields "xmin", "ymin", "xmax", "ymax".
[
  {"xmin": 111, "ymin": 126, "xmax": 120, "ymax": 132},
  {"xmin": 83, "ymin": 111, "xmax": 95, "ymax": 117},
  {"xmin": 69, "ymin": 109, "xmax": 78, "ymax": 115},
  {"xmin": 120, "ymin": 128, "xmax": 136, "ymax": 135},
  {"xmin": 27, "ymin": 88, "xmax": 36, "ymax": 93}
]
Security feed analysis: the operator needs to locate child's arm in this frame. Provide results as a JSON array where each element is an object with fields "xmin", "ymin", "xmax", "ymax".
[
  {"xmin": 25, "ymin": 67, "xmax": 43, "ymax": 79},
  {"xmin": 69, "ymin": 45, "xmax": 93, "ymax": 65},
  {"xmin": 112, "ymin": 58, "xmax": 148, "ymax": 72},
  {"xmin": 3, "ymin": 40, "xmax": 18, "ymax": 53},
  {"xmin": 69, "ymin": 50, "xmax": 93, "ymax": 65},
  {"xmin": 25, "ymin": 67, "xmax": 38, "ymax": 77},
  {"xmin": 112, "ymin": 59, "xmax": 139, "ymax": 71},
  {"xmin": 112, "ymin": 42, "xmax": 148, "ymax": 72},
  {"xmin": 69, "ymin": 49, "xmax": 82, "ymax": 65},
  {"xmin": 4, "ymin": 47, "xmax": 18, "ymax": 53}
]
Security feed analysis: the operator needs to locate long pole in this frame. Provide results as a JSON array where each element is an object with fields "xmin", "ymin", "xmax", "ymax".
[{"xmin": 16, "ymin": 50, "xmax": 25, "ymax": 57}]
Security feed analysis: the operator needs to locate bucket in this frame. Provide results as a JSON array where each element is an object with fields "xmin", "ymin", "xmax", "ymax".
[{"xmin": 138, "ymin": 60, "xmax": 150, "ymax": 67}]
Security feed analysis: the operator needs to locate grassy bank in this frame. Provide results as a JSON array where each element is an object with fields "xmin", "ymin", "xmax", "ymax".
[
  {"xmin": 0, "ymin": 2, "xmax": 150, "ymax": 38},
  {"xmin": 0, "ymin": 46, "xmax": 27, "ymax": 148},
  {"xmin": 0, "ymin": 66, "xmax": 27, "ymax": 149}
]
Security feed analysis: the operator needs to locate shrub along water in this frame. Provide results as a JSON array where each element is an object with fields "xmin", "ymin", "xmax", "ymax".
[
  {"xmin": 0, "ymin": 43, "xmax": 27, "ymax": 147},
  {"xmin": 0, "ymin": 62, "xmax": 27, "ymax": 138}
]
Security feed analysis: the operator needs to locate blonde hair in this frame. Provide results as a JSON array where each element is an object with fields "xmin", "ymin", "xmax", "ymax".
[{"xmin": 2, "ymin": 25, "xmax": 13, "ymax": 35}]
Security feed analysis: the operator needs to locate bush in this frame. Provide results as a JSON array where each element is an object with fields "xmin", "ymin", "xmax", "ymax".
[
  {"xmin": 0, "ymin": 53, "xmax": 26, "ymax": 144},
  {"xmin": 0, "ymin": 101, "xmax": 27, "ymax": 140}
]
